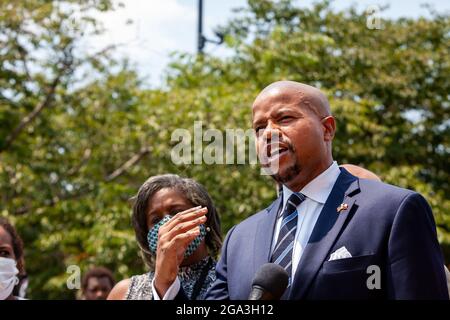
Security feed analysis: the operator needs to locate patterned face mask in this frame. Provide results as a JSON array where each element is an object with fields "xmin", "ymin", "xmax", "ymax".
[{"xmin": 147, "ymin": 215, "xmax": 207, "ymax": 258}]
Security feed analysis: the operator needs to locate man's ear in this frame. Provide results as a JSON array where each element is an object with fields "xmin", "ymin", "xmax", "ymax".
[{"xmin": 322, "ymin": 116, "xmax": 336, "ymax": 141}]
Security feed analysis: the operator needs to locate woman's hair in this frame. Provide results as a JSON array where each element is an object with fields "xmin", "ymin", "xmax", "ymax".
[
  {"xmin": 131, "ymin": 174, "xmax": 222, "ymax": 269},
  {"xmin": 0, "ymin": 217, "xmax": 25, "ymax": 274}
]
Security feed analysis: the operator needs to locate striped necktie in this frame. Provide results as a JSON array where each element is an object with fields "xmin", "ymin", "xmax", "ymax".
[{"xmin": 270, "ymin": 192, "xmax": 306, "ymax": 286}]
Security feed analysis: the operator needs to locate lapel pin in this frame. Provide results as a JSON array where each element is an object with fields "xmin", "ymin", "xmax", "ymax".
[{"xmin": 337, "ymin": 203, "xmax": 348, "ymax": 213}]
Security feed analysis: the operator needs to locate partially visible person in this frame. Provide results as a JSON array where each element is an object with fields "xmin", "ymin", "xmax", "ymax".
[
  {"xmin": 340, "ymin": 164, "xmax": 382, "ymax": 181},
  {"xmin": 12, "ymin": 273, "xmax": 28, "ymax": 299},
  {"xmin": 445, "ymin": 265, "xmax": 450, "ymax": 297},
  {"xmin": 80, "ymin": 267, "xmax": 115, "ymax": 300},
  {"xmin": 108, "ymin": 174, "xmax": 222, "ymax": 300},
  {"xmin": 0, "ymin": 217, "xmax": 26, "ymax": 300}
]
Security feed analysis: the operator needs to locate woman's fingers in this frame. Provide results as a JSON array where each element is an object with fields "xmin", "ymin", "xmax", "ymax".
[
  {"xmin": 158, "ymin": 226, "xmax": 200, "ymax": 255},
  {"xmin": 169, "ymin": 227, "xmax": 201, "ymax": 252},
  {"xmin": 159, "ymin": 214, "xmax": 207, "ymax": 243},
  {"xmin": 153, "ymin": 207, "xmax": 207, "ymax": 299},
  {"xmin": 153, "ymin": 226, "xmax": 201, "ymax": 296},
  {"xmin": 160, "ymin": 206, "xmax": 207, "ymax": 232},
  {"xmin": 156, "ymin": 206, "xmax": 207, "ymax": 264}
]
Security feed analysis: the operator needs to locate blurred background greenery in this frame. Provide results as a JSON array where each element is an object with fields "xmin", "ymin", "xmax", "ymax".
[{"xmin": 0, "ymin": 0, "xmax": 448, "ymax": 299}]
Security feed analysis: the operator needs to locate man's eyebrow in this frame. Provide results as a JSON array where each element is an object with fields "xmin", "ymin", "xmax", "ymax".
[
  {"xmin": 272, "ymin": 107, "xmax": 303, "ymax": 118},
  {"xmin": 252, "ymin": 119, "xmax": 265, "ymax": 128}
]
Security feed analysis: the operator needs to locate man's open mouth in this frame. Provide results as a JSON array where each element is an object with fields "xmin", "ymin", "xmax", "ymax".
[{"xmin": 264, "ymin": 143, "xmax": 289, "ymax": 162}]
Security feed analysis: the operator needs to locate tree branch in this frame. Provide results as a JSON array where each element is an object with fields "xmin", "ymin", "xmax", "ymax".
[
  {"xmin": 105, "ymin": 147, "xmax": 151, "ymax": 182},
  {"xmin": 12, "ymin": 186, "xmax": 93, "ymax": 216},
  {"xmin": 67, "ymin": 148, "xmax": 92, "ymax": 176},
  {"xmin": 16, "ymin": 40, "xmax": 32, "ymax": 83},
  {"xmin": 1, "ymin": 41, "xmax": 75, "ymax": 153},
  {"xmin": 0, "ymin": 75, "xmax": 61, "ymax": 153}
]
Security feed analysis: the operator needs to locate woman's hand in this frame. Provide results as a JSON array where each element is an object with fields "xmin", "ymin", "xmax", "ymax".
[{"xmin": 153, "ymin": 206, "xmax": 208, "ymax": 297}]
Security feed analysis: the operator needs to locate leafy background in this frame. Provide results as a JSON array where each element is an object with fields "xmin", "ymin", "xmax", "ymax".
[{"xmin": 0, "ymin": 0, "xmax": 448, "ymax": 299}]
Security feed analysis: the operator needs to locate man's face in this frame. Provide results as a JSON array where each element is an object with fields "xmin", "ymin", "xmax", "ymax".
[
  {"xmin": 84, "ymin": 276, "xmax": 113, "ymax": 300},
  {"xmin": 252, "ymin": 88, "xmax": 329, "ymax": 188}
]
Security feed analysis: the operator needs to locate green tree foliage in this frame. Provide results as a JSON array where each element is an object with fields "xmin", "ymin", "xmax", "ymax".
[{"xmin": 0, "ymin": 0, "xmax": 448, "ymax": 299}]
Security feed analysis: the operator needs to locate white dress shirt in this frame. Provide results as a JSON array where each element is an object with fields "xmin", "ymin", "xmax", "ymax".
[
  {"xmin": 152, "ymin": 161, "xmax": 341, "ymax": 300},
  {"xmin": 272, "ymin": 161, "xmax": 340, "ymax": 278}
]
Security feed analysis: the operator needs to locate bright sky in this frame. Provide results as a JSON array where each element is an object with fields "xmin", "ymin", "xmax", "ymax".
[{"xmin": 88, "ymin": 0, "xmax": 450, "ymax": 87}]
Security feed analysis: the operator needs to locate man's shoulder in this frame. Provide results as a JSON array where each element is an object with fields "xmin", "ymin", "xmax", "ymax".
[
  {"xmin": 354, "ymin": 178, "xmax": 431, "ymax": 220},
  {"xmin": 359, "ymin": 178, "xmax": 414, "ymax": 197},
  {"xmin": 357, "ymin": 178, "xmax": 416, "ymax": 200},
  {"xmin": 339, "ymin": 167, "xmax": 415, "ymax": 200}
]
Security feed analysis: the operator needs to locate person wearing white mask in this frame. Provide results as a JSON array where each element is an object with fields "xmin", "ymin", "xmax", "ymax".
[{"xmin": 0, "ymin": 217, "xmax": 26, "ymax": 300}]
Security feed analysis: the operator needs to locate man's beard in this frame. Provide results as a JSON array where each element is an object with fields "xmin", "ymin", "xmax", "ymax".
[
  {"xmin": 264, "ymin": 139, "xmax": 300, "ymax": 185},
  {"xmin": 271, "ymin": 161, "xmax": 301, "ymax": 185}
]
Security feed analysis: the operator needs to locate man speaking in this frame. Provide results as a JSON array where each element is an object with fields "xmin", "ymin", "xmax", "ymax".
[{"xmin": 154, "ymin": 81, "xmax": 448, "ymax": 300}]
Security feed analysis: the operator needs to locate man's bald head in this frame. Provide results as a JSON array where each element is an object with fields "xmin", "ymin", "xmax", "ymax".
[
  {"xmin": 252, "ymin": 80, "xmax": 336, "ymax": 192},
  {"xmin": 253, "ymin": 81, "xmax": 331, "ymax": 118}
]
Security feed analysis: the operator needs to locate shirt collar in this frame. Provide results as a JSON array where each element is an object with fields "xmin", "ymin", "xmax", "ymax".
[{"xmin": 282, "ymin": 161, "xmax": 340, "ymax": 207}]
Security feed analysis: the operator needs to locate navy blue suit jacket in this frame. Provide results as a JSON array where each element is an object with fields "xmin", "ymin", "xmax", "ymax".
[{"xmin": 201, "ymin": 168, "xmax": 448, "ymax": 300}]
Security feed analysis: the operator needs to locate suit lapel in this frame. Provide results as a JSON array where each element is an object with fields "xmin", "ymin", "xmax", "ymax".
[
  {"xmin": 253, "ymin": 196, "xmax": 282, "ymax": 273},
  {"xmin": 288, "ymin": 168, "xmax": 360, "ymax": 299}
]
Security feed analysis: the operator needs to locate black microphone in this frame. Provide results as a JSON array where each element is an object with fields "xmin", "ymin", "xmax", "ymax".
[{"xmin": 248, "ymin": 263, "xmax": 289, "ymax": 300}]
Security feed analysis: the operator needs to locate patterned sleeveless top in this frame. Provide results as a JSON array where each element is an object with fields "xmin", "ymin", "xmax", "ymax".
[{"xmin": 125, "ymin": 256, "xmax": 216, "ymax": 300}]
